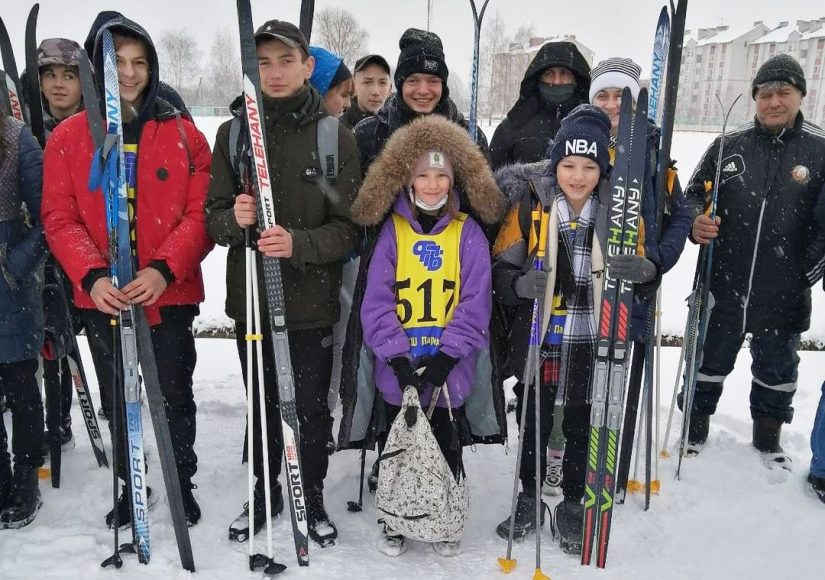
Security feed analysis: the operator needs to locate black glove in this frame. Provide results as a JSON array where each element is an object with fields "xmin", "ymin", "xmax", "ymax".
[
  {"xmin": 513, "ymin": 269, "xmax": 548, "ymax": 300},
  {"xmin": 421, "ymin": 350, "xmax": 459, "ymax": 388},
  {"xmin": 607, "ymin": 254, "xmax": 657, "ymax": 284},
  {"xmin": 388, "ymin": 357, "xmax": 425, "ymax": 392}
]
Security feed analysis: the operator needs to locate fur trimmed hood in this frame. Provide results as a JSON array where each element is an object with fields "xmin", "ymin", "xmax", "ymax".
[{"xmin": 352, "ymin": 115, "xmax": 506, "ymax": 226}]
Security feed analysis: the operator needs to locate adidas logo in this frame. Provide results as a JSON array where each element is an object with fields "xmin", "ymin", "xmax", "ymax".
[{"xmin": 722, "ymin": 161, "xmax": 737, "ymax": 172}]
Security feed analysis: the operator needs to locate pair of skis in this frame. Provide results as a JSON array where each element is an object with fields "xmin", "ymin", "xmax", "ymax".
[
  {"xmin": 581, "ymin": 87, "xmax": 649, "ymax": 569},
  {"xmin": 235, "ymin": 0, "xmax": 310, "ymax": 571},
  {"xmin": 0, "ymin": 5, "xmax": 109, "ymax": 483},
  {"xmin": 616, "ymin": 0, "xmax": 688, "ymax": 508},
  {"xmin": 81, "ymin": 32, "xmax": 194, "ymax": 571}
]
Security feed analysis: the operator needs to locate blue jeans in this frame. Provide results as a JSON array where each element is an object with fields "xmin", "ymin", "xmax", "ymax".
[
  {"xmin": 681, "ymin": 330, "xmax": 800, "ymax": 423},
  {"xmin": 811, "ymin": 381, "xmax": 825, "ymax": 478}
]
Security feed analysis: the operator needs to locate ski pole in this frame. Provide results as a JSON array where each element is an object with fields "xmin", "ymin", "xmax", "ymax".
[
  {"xmin": 246, "ymin": 227, "xmax": 286, "ymax": 575},
  {"xmin": 347, "ymin": 448, "xmax": 367, "ymax": 513}
]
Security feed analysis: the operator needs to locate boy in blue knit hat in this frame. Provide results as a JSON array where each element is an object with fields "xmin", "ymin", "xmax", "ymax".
[{"xmin": 492, "ymin": 105, "xmax": 658, "ymax": 554}]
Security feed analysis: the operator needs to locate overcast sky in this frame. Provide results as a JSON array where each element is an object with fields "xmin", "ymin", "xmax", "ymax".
[{"xmin": 2, "ymin": 0, "xmax": 820, "ymax": 86}]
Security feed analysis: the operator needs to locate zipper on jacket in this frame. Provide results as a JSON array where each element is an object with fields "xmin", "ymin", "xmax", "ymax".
[{"xmin": 741, "ymin": 199, "xmax": 767, "ymax": 334}]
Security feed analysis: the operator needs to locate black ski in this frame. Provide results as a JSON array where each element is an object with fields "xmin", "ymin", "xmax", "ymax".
[
  {"xmin": 0, "ymin": 14, "xmax": 27, "ymax": 123},
  {"xmin": 467, "ymin": 0, "xmax": 490, "ymax": 143},
  {"xmin": 299, "ymin": 0, "xmax": 315, "ymax": 43},
  {"xmin": 236, "ymin": 0, "xmax": 310, "ymax": 566},
  {"xmin": 24, "ymin": 4, "xmax": 46, "ymax": 147}
]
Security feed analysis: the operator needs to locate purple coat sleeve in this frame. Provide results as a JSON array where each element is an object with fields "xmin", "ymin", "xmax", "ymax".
[
  {"xmin": 439, "ymin": 217, "xmax": 492, "ymax": 359},
  {"xmin": 361, "ymin": 218, "xmax": 409, "ymax": 361}
]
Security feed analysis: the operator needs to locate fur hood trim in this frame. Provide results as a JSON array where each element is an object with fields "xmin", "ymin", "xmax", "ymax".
[{"xmin": 352, "ymin": 115, "xmax": 506, "ymax": 225}]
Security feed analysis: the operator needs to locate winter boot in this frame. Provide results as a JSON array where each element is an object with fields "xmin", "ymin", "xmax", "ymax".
[
  {"xmin": 752, "ymin": 415, "xmax": 792, "ymax": 471},
  {"xmin": 377, "ymin": 520, "xmax": 407, "ymax": 557},
  {"xmin": 180, "ymin": 481, "xmax": 201, "ymax": 527},
  {"xmin": 555, "ymin": 498, "xmax": 584, "ymax": 555},
  {"xmin": 104, "ymin": 485, "xmax": 154, "ymax": 530},
  {"xmin": 542, "ymin": 451, "xmax": 564, "ymax": 496},
  {"xmin": 495, "ymin": 491, "xmax": 548, "ymax": 541},
  {"xmin": 228, "ymin": 482, "xmax": 284, "ymax": 542},
  {"xmin": 432, "ymin": 539, "xmax": 462, "ymax": 557},
  {"xmin": 306, "ymin": 487, "xmax": 338, "ymax": 547},
  {"xmin": 683, "ymin": 414, "xmax": 710, "ymax": 457},
  {"xmin": 0, "ymin": 460, "xmax": 14, "ymax": 518},
  {"xmin": 367, "ymin": 459, "xmax": 379, "ymax": 493},
  {"xmin": 0, "ymin": 466, "xmax": 43, "ymax": 529},
  {"xmin": 808, "ymin": 473, "xmax": 825, "ymax": 505}
]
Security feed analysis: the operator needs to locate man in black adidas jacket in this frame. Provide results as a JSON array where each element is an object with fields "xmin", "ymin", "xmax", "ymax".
[{"xmin": 682, "ymin": 54, "xmax": 825, "ymax": 467}]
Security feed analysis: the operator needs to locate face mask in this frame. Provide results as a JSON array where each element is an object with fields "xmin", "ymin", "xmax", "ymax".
[
  {"xmin": 539, "ymin": 82, "xmax": 576, "ymax": 106},
  {"xmin": 409, "ymin": 190, "xmax": 449, "ymax": 211}
]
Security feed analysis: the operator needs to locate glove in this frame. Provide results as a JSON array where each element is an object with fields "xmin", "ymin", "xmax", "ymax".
[
  {"xmin": 388, "ymin": 357, "xmax": 425, "ymax": 392},
  {"xmin": 607, "ymin": 254, "xmax": 657, "ymax": 284},
  {"xmin": 420, "ymin": 350, "xmax": 459, "ymax": 388},
  {"xmin": 513, "ymin": 269, "xmax": 548, "ymax": 300}
]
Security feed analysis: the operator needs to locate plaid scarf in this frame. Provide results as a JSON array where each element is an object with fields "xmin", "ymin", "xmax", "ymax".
[{"xmin": 553, "ymin": 187, "xmax": 598, "ymax": 404}]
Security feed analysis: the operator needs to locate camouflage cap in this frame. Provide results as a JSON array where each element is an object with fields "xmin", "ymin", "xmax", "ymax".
[{"xmin": 37, "ymin": 38, "xmax": 83, "ymax": 69}]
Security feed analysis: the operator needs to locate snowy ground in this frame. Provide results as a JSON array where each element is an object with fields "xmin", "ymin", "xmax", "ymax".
[
  {"xmin": 2, "ymin": 118, "xmax": 823, "ymax": 579},
  {"xmin": 1, "ymin": 341, "xmax": 822, "ymax": 580}
]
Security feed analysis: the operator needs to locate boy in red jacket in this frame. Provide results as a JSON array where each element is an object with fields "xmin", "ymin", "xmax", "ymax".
[{"xmin": 41, "ymin": 16, "xmax": 212, "ymax": 528}]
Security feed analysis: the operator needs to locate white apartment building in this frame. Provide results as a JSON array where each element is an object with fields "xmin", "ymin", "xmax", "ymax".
[{"xmin": 677, "ymin": 19, "xmax": 825, "ymax": 129}]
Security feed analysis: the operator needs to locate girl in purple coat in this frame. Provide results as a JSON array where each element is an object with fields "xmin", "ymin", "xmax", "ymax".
[{"xmin": 349, "ymin": 114, "xmax": 506, "ymax": 556}]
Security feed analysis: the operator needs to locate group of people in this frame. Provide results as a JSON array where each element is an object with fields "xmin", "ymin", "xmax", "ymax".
[{"xmin": 1, "ymin": 8, "xmax": 824, "ymax": 567}]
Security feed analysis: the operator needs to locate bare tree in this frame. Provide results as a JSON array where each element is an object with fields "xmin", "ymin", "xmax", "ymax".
[
  {"xmin": 448, "ymin": 72, "xmax": 469, "ymax": 116},
  {"xmin": 314, "ymin": 6, "xmax": 369, "ymax": 68},
  {"xmin": 512, "ymin": 24, "xmax": 537, "ymax": 47},
  {"xmin": 205, "ymin": 27, "xmax": 242, "ymax": 107},
  {"xmin": 479, "ymin": 11, "xmax": 509, "ymax": 122},
  {"xmin": 157, "ymin": 29, "xmax": 201, "ymax": 99}
]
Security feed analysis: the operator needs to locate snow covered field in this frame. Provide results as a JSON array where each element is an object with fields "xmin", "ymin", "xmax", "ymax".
[{"xmin": 2, "ymin": 118, "xmax": 823, "ymax": 579}]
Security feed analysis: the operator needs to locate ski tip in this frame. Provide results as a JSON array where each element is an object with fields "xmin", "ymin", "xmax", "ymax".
[
  {"xmin": 498, "ymin": 557, "xmax": 517, "ymax": 573},
  {"xmin": 532, "ymin": 568, "xmax": 552, "ymax": 580}
]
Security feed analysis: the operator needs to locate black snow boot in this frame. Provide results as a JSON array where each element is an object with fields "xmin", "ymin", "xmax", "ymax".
[
  {"xmin": 808, "ymin": 473, "xmax": 825, "ymax": 505},
  {"xmin": 495, "ymin": 491, "xmax": 549, "ymax": 541},
  {"xmin": 180, "ymin": 481, "xmax": 201, "ymax": 527},
  {"xmin": 555, "ymin": 498, "xmax": 584, "ymax": 555},
  {"xmin": 0, "ymin": 459, "xmax": 13, "ymax": 516},
  {"xmin": 367, "ymin": 458, "xmax": 379, "ymax": 493},
  {"xmin": 105, "ymin": 485, "xmax": 154, "ymax": 529},
  {"xmin": 0, "ymin": 466, "xmax": 43, "ymax": 529},
  {"xmin": 685, "ymin": 415, "xmax": 710, "ymax": 456},
  {"xmin": 753, "ymin": 414, "xmax": 792, "ymax": 470},
  {"xmin": 306, "ymin": 487, "xmax": 338, "ymax": 547},
  {"xmin": 228, "ymin": 482, "xmax": 284, "ymax": 542}
]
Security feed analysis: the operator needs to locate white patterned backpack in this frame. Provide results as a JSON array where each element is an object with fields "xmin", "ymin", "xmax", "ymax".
[{"xmin": 375, "ymin": 385, "xmax": 469, "ymax": 543}]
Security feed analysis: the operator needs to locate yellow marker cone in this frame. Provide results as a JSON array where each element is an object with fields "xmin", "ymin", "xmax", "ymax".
[
  {"xmin": 627, "ymin": 479, "xmax": 644, "ymax": 494},
  {"xmin": 533, "ymin": 568, "xmax": 551, "ymax": 580},
  {"xmin": 650, "ymin": 480, "xmax": 661, "ymax": 495},
  {"xmin": 38, "ymin": 466, "xmax": 51, "ymax": 480},
  {"xmin": 660, "ymin": 449, "xmax": 671, "ymax": 459},
  {"xmin": 498, "ymin": 557, "xmax": 517, "ymax": 574}
]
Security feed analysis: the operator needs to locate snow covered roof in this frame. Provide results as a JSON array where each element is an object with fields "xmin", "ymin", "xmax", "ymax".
[
  {"xmin": 751, "ymin": 24, "xmax": 795, "ymax": 45},
  {"xmin": 801, "ymin": 26, "xmax": 825, "ymax": 40},
  {"xmin": 693, "ymin": 25, "xmax": 759, "ymax": 46}
]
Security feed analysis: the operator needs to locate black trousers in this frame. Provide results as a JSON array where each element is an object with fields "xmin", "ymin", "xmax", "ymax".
[
  {"xmin": 82, "ymin": 306, "xmax": 198, "ymax": 482},
  {"xmin": 514, "ymin": 380, "xmax": 590, "ymax": 502},
  {"xmin": 0, "ymin": 359, "xmax": 44, "ymax": 471},
  {"xmin": 235, "ymin": 323, "xmax": 333, "ymax": 492},
  {"xmin": 384, "ymin": 401, "xmax": 464, "ymax": 480}
]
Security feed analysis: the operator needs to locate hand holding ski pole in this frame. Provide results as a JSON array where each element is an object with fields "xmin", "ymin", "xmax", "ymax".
[
  {"xmin": 692, "ymin": 214, "xmax": 720, "ymax": 244},
  {"xmin": 234, "ymin": 192, "xmax": 257, "ymax": 227},
  {"xmin": 90, "ymin": 278, "xmax": 130, "ymax": 315},
  {"xmin": 607, "ymin": 254, "xmax": 657, "ymax": 284},
  {"xmin": 257, "ymin": 225, "xmax": 293, "ymax": 258},
  {"xmin": 122, "ymin": 267, "xmax": 168, "ymax": 305}
]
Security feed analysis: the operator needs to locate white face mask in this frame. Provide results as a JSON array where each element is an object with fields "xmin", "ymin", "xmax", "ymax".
[{"xmin": 409, "ymin": 190, "xmax": 449, "ymax": 211}]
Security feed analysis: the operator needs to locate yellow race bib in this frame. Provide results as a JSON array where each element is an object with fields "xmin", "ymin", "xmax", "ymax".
[{"xmin": 393, "ymin": 213, "xmax": 465, "ymax": 360}]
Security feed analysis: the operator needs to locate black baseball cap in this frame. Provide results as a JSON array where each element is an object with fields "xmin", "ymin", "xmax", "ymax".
[
  {"xmin": 254, "ymin": 20, "xmax": 309, "ymax": 56},
  {"xmin": 354, "ymin": 54, "xmax": 391, "ymax": 76}
]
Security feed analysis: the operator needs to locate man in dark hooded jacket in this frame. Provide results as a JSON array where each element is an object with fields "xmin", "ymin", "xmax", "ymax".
[{"xmin": 490, "ymin": 41, "xmax": 590, "ymax": 170}]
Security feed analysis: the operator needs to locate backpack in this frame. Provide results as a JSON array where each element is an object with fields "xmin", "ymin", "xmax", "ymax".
[
  {"xmin": 227, "ymin": 114, "xmax": 339, "ymax": 184},
  {"xmin": 375, "ymin": 385, "xmax": 469, "ymax": 543}
]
